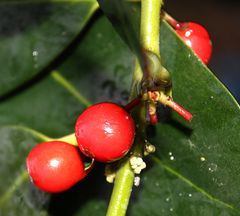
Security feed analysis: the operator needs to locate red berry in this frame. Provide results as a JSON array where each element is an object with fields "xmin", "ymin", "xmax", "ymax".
[
  {"xmin": 75, "ymin": 102, "xmax": 135, "ymax": 162},
  {"xmin": 176, "ymin": 22, "xmax": 212, "ymax": 64},
  {"xmin": 26, "ymin": 141, "xmax": 88, "ymax": 193}
]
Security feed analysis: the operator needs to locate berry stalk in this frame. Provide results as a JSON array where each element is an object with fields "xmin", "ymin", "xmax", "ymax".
[
  {"xmin": 158, "ymin": 93, "xmax": 193, "ymax": 121},
  {"xmin": 162, "ymin": 11, "xmax": 181, "ymax": 29},
  {"xmin": 124, "ymin": 95, "xmax": 142, "ymax": 112},
  {"xmin": 166, "ymin": 99, "xmax": 193, "ymax": 121}
]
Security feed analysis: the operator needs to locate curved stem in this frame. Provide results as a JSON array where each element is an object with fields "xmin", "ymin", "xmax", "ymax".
[{"xmin": 124, "ymin": 95, "xmax": 142, "ymax": 112}]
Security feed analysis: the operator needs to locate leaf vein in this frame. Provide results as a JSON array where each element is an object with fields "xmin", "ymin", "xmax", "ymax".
[
  {"xmin": 151, "ymin": 155, "xmax": 239, "ymax": 213},
  {"xmin": 51, "ymin": 71, "xmax": 92, "ymax": 107},
  {"xmin": 5, "ymin": 125, "xmax": 51, "ymax": 141}
]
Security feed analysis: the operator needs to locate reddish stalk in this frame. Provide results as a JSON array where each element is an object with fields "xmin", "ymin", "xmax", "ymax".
[
  {"xmin": 124, "ymin": 95, "xmax": 142, "ymax": 112},
  {"xmin": 165, "ymin": 98, "xmax": 193, "ymax": 121},
  {"xmin": 155, "ymin": 92, "xmax": 192, "ymax": 121},
  {"xmin": 147, "ymin": 98, "xmax": 158, "ymax": 125},
  {"xmin": 149, "ymin": 114, "xmax": 158, "ymax": 125},
  {"xmin": 124, "ymin": 93, "xmax": 192, "ymax": 122},
  {"xmin": 162, "ymin": 11, "xmax": 181, "ymax": 30}
]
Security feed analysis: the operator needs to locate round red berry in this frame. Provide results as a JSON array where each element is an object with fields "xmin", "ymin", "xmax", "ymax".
[
  {"xmin": 176, "ymin": 22, "xmax": 212, "ymax": 64},
  {"xmin": 26, "ymin": 141, "xmax": 88, "ymax": 193},
  {"xmin": 75, "ymin": 102, "xmax": 135, "ymax": 162}
]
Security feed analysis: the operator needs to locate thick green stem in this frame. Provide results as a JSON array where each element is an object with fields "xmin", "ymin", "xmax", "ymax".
[
  {"xmin": 140, "ymin": 0, "xmax": 162, "ymax": 57},
  {"xmin": 106, "ymin": 160, "xmax": 134, "ymax": 216},
  {"xmin": 106, "ymin": 1, "xmax": 163, "ymax": 216}
]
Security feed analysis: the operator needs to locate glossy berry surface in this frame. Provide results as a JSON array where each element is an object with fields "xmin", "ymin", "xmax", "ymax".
[
  {"xmin": 26, "ymin": 141, "xmax": 87, "ymax": 193},
  {"xmin": 176, "ymin": 22, "xmax": 212, "ymax": 64},
  {"xmin": 75, "ymin": 102, "xmax": 135, "ymax": 162}
]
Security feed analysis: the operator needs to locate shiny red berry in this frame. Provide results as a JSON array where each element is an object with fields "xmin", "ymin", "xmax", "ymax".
[
  {"xmin": 26, "ymin": 141, "xmax": 88, "ymax": 193},
  {"xmin": 75, "ymin": 102, "xmax": 135, "ymax": 162},
  {"xmin": 176, "ymin": 22, "xmax": 212, "ymax": 64}
]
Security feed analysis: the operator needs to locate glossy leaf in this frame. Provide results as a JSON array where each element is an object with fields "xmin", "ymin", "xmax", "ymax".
[
  {"xmin": 0, "ymin": 0, "xmax": 98, "ymax": 97},
  {"xmin": 0, "ymin": 16, "xmax": 133, "ymax": 215},
  {"xmin": 149, "ymin": 22, "xmax": 240, "ymax": 212},
  {"xmin": 0, "ymin": 6, "xmax": 240, "ymax": 216}
]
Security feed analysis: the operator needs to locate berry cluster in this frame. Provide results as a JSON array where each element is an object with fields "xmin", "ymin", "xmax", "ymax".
[
  {"xmin": 26, "ymin": 102, "xmax": 135, "ymax": 193},
  {"xmin": 26, "ymin": 13, "xmax": 200, "ymax": 193},
  {"xmin": 26, "ymin": 93, "xmax": 192, "ymax": 193}
]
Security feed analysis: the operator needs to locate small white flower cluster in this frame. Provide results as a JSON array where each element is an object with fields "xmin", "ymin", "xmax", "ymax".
[
  {"xmin": 144, "ymin": 143, "xmax": 156, "ymax": 156},
  {"xmin": 130, "ymin": 156, "xmax": 146, "ymax": 174}
]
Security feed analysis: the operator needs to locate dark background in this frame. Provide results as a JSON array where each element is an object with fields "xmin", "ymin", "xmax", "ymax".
[{"xmin": 164, "ymin": 0, "xmax": 240, "ymax": 101}]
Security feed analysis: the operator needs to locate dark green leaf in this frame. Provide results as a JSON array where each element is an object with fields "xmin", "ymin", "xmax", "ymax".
[
  {"xmin": 129, "ymin": 159, "xmax": 239, "ymax": 216},
  {"xmin": 97, "ymin": 0, "xmax": 142, "ymax": 61},
  {"xmin": 0, "ymin": 73, "xmax": 87, "ymax": 137},
  {"xmin": 0, "ymin": 127, "xmax": 50, "ymax": 216},
  {"xmin": 0, "ymin": 0, "xmax": 97, "ymax": 97},
  {"xmin": 148, "ymin": 21, "xmax": 240, "ymax": 213}
]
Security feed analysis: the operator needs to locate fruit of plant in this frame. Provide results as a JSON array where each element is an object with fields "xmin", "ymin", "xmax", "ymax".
[
  {"xmin": 75, "ymin": 102, "xmax": 135, "ymax": 162},
  {"xmin": 176, "ymin": 22, "xmax": 212, "ymax": 64},
  {"xmin": 26, "ymin": 141, "xmax": 88, "ymax": 193}
]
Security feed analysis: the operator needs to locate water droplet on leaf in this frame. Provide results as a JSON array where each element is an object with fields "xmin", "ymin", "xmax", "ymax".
[
  {"xmin": 32, "ymin": 50, "xmax": 38, "ymax": 57},
  {"xmin": 208, "ymin": 163, "xmax": 218, "ymax": 173}
]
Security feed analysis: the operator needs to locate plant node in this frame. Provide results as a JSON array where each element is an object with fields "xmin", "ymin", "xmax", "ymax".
[{"xmin": 141, "ymin": 50, "xmax": 172, "ymax": 94}]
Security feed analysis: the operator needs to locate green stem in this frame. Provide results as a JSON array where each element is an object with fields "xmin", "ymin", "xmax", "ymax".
[
  {"xmin": 140, "ymin": 0, "xmax": 161, "ymax": 57},
  {"xmin": 56, "ymin": 133, "xmax": 78, "ymax": 146},
  {"xmin": 106, "ymin": 160, "xmax": 134, "ymax": 216},
  {"xmin": 106, "ymin": 1, "xmax": 163, "ymax": 216}
]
